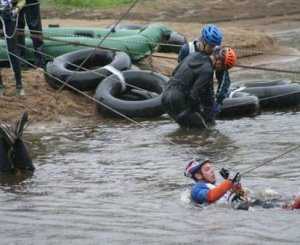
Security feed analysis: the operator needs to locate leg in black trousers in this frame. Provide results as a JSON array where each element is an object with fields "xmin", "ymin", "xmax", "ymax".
[
  {"xmin": 20, "ymin": 0, "xmax": 44, "ymax": 68},
  {"xmin": 2, "ymin": 10, "xmax": 23, "ymax": 90}
]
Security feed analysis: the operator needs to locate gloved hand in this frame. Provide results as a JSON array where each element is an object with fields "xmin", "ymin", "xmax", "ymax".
[
  {"xmin": 11, "ymin": 7, "xmax": 19, "ymax": 18},
  {"xmin": 219, "ymin": 168, "xmax": 229, "ymax": 179},
  {"xmin": 230, "ymin": 172, "xmax": 241, "ymax": 184},
  {"xmin": 212, "ymin": 103, "xmax": 221, "ymax": 115}
]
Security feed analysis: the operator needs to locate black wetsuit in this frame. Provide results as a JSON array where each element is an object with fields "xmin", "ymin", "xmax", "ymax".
[
  {"xmin": 178, "ymin": 41, "xmax": 231, "ymax": 107},
  {"xmin": 17, "ymin": 0, "xmax": 44, "ymax": 67},
  {"xmin": 162, "ymin": 51, "xmax": 215, "ymax": 129},
  {"xmin": 0, "ymin": 6, "xmax": 22, "ymax": 88}
]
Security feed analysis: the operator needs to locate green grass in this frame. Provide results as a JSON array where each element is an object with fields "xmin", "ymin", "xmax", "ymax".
[{"xmin": 47, "ymin": 0, "xmax": 132, "ymax": 8}]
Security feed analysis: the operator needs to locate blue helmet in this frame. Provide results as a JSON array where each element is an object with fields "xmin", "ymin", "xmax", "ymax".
[
  {"xmin": 201, "ymin": 24, "xmax": 223, "ymax": 46},
  {"xmin": 184, "ymin": 159, "xmax": 211, "ymax": 178}
]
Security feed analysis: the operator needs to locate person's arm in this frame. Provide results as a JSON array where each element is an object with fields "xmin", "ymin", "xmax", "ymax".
[
  {"xmin": 207, "ymin": 180, "xmax": 233, "ymax": 203},
  {"xmin": 292, "ymin": 196, "xmax": 300, "ymax": 209},
  {"xmin": 191, "ymin": 180, "xmax": 233, "ymax": 204},
  {"xmin": 215, "ymin": 70, "xmax": 231, "ymax": 105},
  {"xmin": 178, "ymin": 43, "xmax": 189, "ymax": 63}
]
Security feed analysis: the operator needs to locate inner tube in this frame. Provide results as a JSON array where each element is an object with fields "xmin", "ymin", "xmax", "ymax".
[
  {"xmin": 158, "ymin": 31, "xmax": 187, "ymax": 53},
  {"xmin": 234, "ymin": 84, "xmax": 300, "ymax": 108},
  {"xmin": 95, "ymin": 70, "xmax": 168, "ymax": 118},
  {"xmin": 218, "ymin": 92, "xmax": 260, "ymax": 118},
  {"xmin": 238, "ymin": 79, "xmax": 291, "ymax": 88},
  {"xmin": 45, "ymin": 48, "xmax": 131, "ymax": 91}
]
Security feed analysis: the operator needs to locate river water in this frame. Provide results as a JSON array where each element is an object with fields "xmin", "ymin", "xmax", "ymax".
[{"xmin": 1, "ymin": 30, "xmax": 300, "ymax": 245}]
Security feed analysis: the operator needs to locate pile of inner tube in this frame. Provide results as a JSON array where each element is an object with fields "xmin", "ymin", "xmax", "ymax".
[
  {"xmin": 218, "ymin": 92, "xmax": 259, "ymax": 119},
  {"xmin": 44, "ymin": 46, "xmax": 300, "ymax": 121},
  {"xmin": 230, "ymin": 79, "xmax": 300, "ymax": 109},
  {"xmin": 45, "ymin": 48, "xmax": 131, "ymax": 91}
]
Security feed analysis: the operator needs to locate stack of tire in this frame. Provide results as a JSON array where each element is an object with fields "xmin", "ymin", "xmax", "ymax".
[
  {"xmin": 45, "ymin": 47, "xmax": 169, "ymax": 118},
  {"xmin": 45, "ymin": 48, "xmax": 300, "ymax": 120}
]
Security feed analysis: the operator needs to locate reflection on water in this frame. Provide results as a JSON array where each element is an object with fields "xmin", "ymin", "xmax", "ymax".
[{"xmin": 1, "ymin": 31, "xmax": 300, "ymax": 244}]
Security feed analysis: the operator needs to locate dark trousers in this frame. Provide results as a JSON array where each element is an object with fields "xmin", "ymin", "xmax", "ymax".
[
  {"xmin": 162, "ymin": 88, "xmax": 214, "ymax": 129},
  {"xmin": 17, "ymin": 0, "xmax": 44, "ymax": 66},
  {"xmin": 0, "ymin": 11, "xmax": 22, "ymax": 87}
]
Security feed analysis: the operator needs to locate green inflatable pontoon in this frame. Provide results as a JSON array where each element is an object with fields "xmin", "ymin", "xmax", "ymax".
[{"xmin": 0, "ymin": 23, "xmax": 172, "ymax": 63}]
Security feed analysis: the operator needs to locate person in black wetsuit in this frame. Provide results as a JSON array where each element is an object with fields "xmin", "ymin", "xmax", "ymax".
[
  {"xmin": 17, "ymin": 0, "xmax": 45, "ymax": 68},
  {"xmin": 0, "ymin": 112, "xmax": 34, "ymax": 174},
  {"xmin": 178, "ymin": 24, "xmax": 232, "ymax": 117},
  {"xmin": 162, "ymin": 47, "xmax": 237, "ymax": 129}
]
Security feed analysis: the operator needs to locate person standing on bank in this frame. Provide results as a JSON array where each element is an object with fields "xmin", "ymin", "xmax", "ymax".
[
  {"xmin": 17, "ymin": 0, "xmax": 45, "ymax": 68},
  {"xmin": 0, "ymin": 0, "xmax": 25, "ymax": 96}
]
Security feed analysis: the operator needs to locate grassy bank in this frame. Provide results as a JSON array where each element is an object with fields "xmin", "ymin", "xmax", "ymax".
[{"xmin": 43, "ymin": 0, "xmax": 132, "ymax": 8}]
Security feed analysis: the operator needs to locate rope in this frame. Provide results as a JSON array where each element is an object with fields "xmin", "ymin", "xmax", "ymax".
[
  {"xmin": 12, "ymin": 31, "xmax": 300, "ymax": 76},
  {"xmin": 13, "ymin": 39, "xmax": 300, "ymax": 108},
  {"xmin": 0, "ymin": 9, "xmax": 21, "ymax": 38},
  {"xmin": 241, "ymin": 144, "xmax": 300, "ymax": 176},
  {"xmin": 15, "ymin": 39, "xmax": 300, "ymax": 112},
  {"xmin": 0, "ymin": 0, "xmax": 43, "ymax": 39},
  {"xmin": 8, "ymin": 27, "xmax": 300, "ymax": 59},
  {"xmin": 0, "ymin": 45, "xmax": 210, "ymax": 160}
]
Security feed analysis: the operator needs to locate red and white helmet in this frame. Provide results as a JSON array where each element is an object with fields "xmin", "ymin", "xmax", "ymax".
[{"xmin": 184, "ymin": 159, "xmax": 211, "ymax": 178}]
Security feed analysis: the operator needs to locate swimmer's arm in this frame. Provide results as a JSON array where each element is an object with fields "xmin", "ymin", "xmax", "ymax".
[{"xmin": 207, "ymin": 180, "xmax": 233, "ymax": 203}]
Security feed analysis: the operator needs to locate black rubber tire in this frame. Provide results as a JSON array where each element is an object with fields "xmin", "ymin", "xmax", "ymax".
[
  {"xmin": 45, "ymin": 48, "xmax": 132, "ymax": 91},
  {"xmin": 236, "ymin": 84, "xmax": 300, "ymax": 108},
  {"xmin": 95, "ymin": 70, "xmax": 168, "ymax": 118},
  {"xmin": 240, "ymin": 79, "xmax": 291, "ymax": 87},
  {"xmin": 218, "ymin": 92, "xmax": 260, "ymax": 118},
  {"xmin": 158, "ymin": 31, "xmax": 187, "ymax": 53}
]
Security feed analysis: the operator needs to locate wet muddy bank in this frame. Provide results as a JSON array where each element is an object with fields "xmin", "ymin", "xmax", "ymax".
[{"xmin": 1, "ymin": 15, "xmax": 299, "ymax": 123}]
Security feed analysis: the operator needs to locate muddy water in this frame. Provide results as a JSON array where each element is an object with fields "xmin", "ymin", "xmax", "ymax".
[{"xmin": 1, "ymin": 31, "xmax": 300, "ymax": 244}]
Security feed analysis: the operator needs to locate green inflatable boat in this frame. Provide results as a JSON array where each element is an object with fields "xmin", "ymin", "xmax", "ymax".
[{"xmin": 0, "ymin": 23, "xmax": 174, "ymax": 63}]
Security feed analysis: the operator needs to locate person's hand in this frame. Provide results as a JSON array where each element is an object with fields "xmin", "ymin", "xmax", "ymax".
[
  {"xmin": 219, "ymin": 168, "xmax": 229, "ymax": 179},
  {"xmin": 11, "ymin": 7, "xmax": 20, "ymax": 18},
  {"xmin": 230, "ymin": 172, "xmax": 241, "ymax": 184},
  {"xmin": 212, "ymin": 103, "xmax": 221, "ymax": 114}
]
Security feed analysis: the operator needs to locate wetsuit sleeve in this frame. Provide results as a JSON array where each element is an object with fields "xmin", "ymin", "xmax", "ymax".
[
  {"xmin": 215, "ymin": 70, "xmax": 231, "ymax": 105},
  {"xmin": 207, "ymin": 180, "xmax": 233, "ymax": 203},
  {"xmin": 178, "ymin": 43, "xmax": 189, "ymax": 63},
  {"xmin": 190, "ymin": 66, "xmax": 213, "ymax": 110}
]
